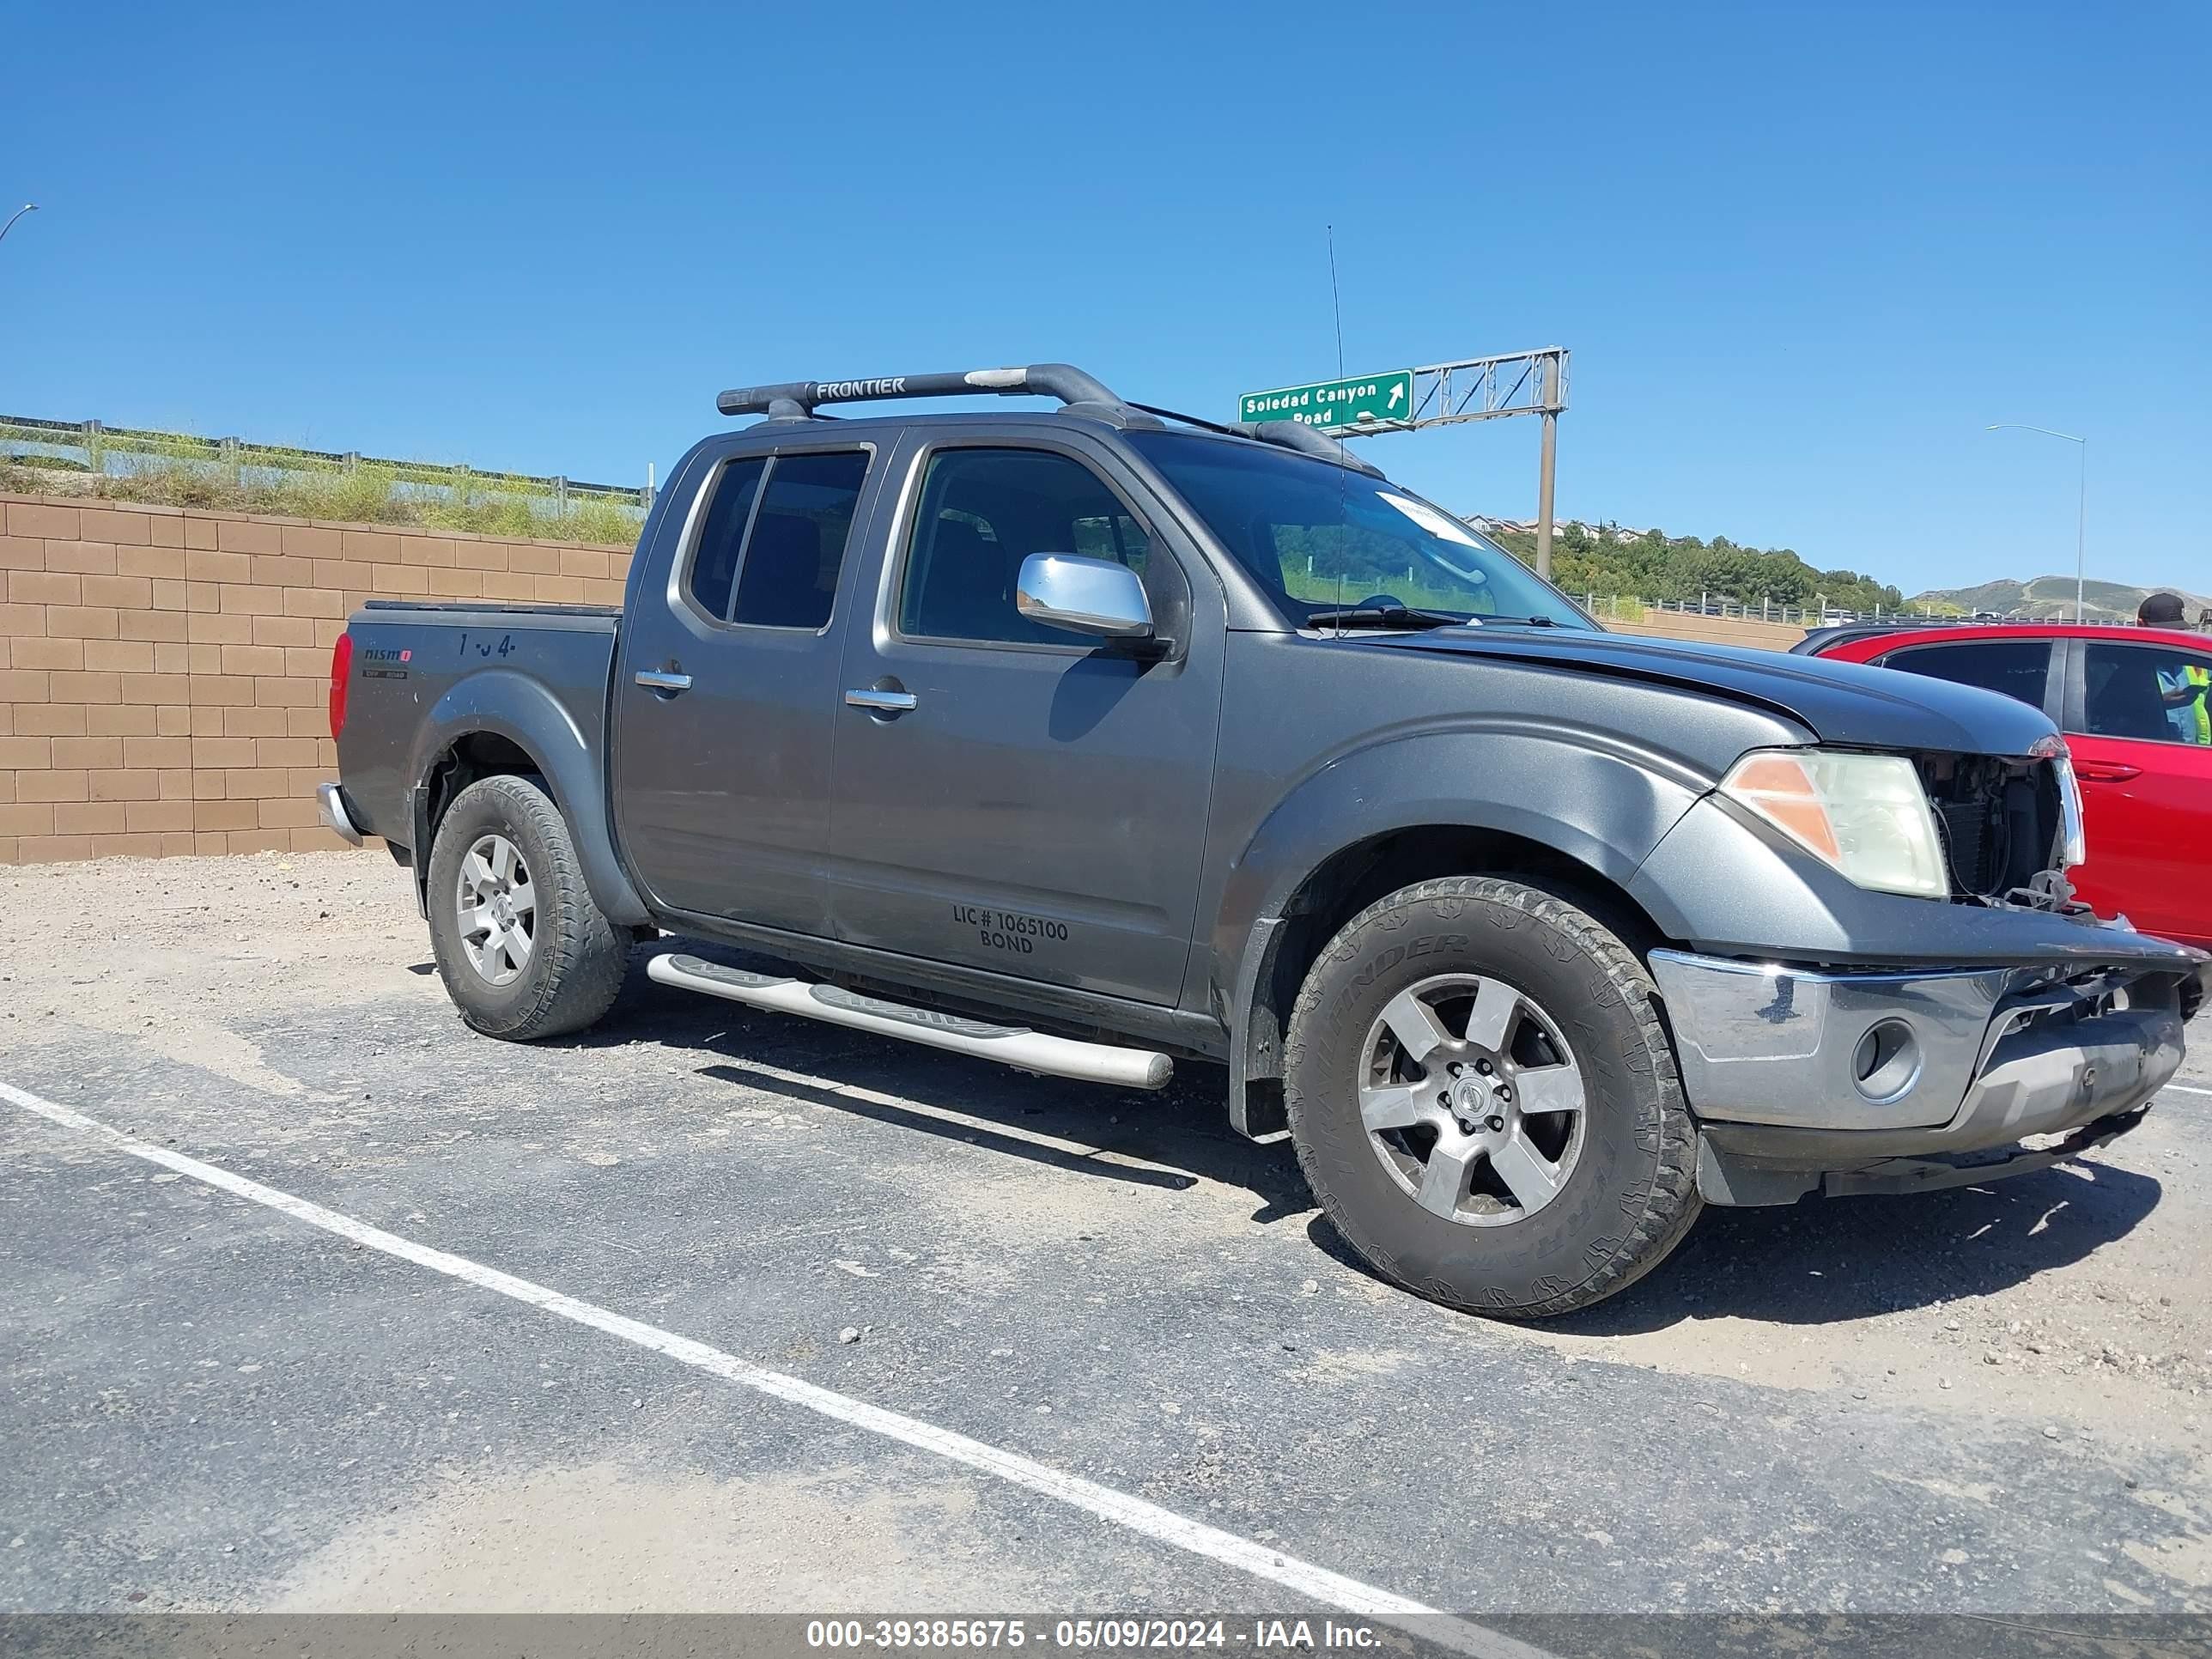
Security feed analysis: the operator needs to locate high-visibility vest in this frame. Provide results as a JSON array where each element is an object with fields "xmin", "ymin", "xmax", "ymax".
[{"xmin": 2185, "ymin": 664, "xmax": 2212, "ymax": 744}]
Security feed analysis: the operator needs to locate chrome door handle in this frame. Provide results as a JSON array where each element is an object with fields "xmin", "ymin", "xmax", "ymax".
[
  {"xmin": 635, "ymin": 668, "xmax": 693, "ymax": 693},
  {"xmin": 844, "ymin": 687, "xmax": 918, "ymax": 713}
]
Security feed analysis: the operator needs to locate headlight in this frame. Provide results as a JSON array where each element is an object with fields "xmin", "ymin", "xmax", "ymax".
[
  {"xmin": 1718, "ymin": 748, "xmax": 1948, "ymax": 899},
  {"xmin": 2031, "ymin": 733, "xmax": 2087, "ymax": 870}
]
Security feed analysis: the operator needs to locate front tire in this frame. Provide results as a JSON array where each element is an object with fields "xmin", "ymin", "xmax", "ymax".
[
  {"xmin": 1285, "ymin": 876, "xmax": 1700, "ymax": 1319},
  {"xmin": 425, "ymin": 774, "xmax": 629, "ymax": 1041}
]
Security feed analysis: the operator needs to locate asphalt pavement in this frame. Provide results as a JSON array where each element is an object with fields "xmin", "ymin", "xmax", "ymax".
[{"xmin": 3, "ymin": 853, "xmax": 2210, "ymax": 1657}]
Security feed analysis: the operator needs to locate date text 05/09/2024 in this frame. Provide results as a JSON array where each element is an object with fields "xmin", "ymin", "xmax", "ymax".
[{"xmin": 805, "ymin": 1619, "xmax": 1388, "ymax": 1650}]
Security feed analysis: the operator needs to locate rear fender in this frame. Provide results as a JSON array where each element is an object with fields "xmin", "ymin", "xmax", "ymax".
[{"xmin": 407, "ymin": 670, "xmax": 651, "ymax": 927}]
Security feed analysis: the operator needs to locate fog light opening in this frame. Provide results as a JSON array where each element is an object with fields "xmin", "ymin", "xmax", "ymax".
[{"xmin": 1852, "ymin": 1018, "xmax": 1923, "ymax": 1103}]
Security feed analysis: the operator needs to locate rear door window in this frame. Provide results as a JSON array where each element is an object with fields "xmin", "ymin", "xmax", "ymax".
[
  {"xmin": 2081, "ymin": 641, "xmax": 2212, "ymax": 744},
  {"xmin": 1876, "ymin": 640, "xmax": 2054, "ymax": 712},
  {"xmin": 684, "ymin": 451, "xmax": 870, "ymax": 629},
  {"xmin": 730, "ymin": 451, "xmax": 871, "ymax": 630}
]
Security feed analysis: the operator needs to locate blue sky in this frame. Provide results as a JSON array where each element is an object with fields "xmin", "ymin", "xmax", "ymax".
[{"xmin": 4, "ymin": 3, "xmax": 2205, "ymax": 595}]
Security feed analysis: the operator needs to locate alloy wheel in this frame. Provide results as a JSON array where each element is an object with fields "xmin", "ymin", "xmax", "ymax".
[
  {"xmin": 1357, "ymin": 972, "xmax": 1587, "ymax": 1225},
  {"xmin": 456, "ymin": 833, "xmax": 536, "ymax": 987}
]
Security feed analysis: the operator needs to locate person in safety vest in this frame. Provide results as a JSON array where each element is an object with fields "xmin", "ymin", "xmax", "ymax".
[{"xmin": 2138, "ymin": 592, "xmax": 2210, "ymax": 744}]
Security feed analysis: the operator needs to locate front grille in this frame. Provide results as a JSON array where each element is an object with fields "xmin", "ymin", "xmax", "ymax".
[{"xmin": 1916, "ymin": 754, "xmax": 2062, "ymax": 902}]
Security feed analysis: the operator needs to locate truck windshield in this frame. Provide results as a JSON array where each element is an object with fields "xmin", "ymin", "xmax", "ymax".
[{"xmin": 1125, "ymin": 429, "xmax": 1594, "ymax": 630}]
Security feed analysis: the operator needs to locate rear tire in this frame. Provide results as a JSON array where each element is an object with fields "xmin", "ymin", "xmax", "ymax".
[
  {"xmin": 1285, "ymin": 876, "xmax": 1700, "ymax": 1319},
  {"xmin": 426, "ymin": 774, "xmax": 629, "ymax": 1042}
]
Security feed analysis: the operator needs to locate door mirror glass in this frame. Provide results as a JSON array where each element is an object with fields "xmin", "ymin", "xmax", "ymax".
[{"xmin": 1015, "ymin": 553, "xmax": 1154, "ymax": 641}]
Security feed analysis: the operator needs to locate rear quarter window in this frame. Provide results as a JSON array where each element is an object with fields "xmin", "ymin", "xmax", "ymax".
[{"xmin": 684, "ymin": 457, "xmax": 768, "ymax": 621}]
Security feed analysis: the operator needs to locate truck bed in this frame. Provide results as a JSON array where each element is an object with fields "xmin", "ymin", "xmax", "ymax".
[{"xmin": 337, "ymin": 600, "xmax": 624, "ymax": 855}]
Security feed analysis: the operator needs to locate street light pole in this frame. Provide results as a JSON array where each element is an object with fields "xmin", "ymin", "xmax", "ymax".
[
  {"xmin": 1988, "ymin": 424, "xmax": 2087, "ymax": 622},
  {"xmin": 0, "ymin": 203, "xmax": 37, "ymax": 247}
]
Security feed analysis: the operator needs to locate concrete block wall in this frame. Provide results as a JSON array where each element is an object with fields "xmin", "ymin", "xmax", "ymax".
[{"xmin": 0, "ymin": 493, "xmax": 630, "ymax": 865}]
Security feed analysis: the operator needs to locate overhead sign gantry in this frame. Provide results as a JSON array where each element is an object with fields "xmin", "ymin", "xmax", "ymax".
[{"xmin": 1237, "ymin": 347, "xmax": 1571, "ymax": 578}]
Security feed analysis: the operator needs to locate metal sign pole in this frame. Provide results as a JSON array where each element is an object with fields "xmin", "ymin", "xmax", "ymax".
[{"xmin": 1535, "ymin": 351, "xmax": 1561, "ymax": 580}]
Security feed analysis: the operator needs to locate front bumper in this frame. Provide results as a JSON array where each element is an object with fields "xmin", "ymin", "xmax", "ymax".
[{"xmin": 1649, "ymin": 945, "xmax": 2203, "ymax": 1206}]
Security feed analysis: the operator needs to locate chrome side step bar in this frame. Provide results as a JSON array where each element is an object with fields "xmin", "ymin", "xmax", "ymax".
[{"xmin": 646, "ymin": 952, "xmax": 1175, "ymax": 1091}]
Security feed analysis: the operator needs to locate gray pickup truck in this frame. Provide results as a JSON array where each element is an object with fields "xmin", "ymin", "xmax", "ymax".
[{"xmin": 322, "ymin": 362, "xmax": 2206, "ymax": 1318}]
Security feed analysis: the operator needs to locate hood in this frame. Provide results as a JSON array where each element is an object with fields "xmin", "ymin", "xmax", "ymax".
[{"xmin": 1375, "ymin": 626, "xmax": 2058, "ymax": 755}]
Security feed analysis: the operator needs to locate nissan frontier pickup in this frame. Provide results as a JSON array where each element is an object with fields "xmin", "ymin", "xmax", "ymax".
[{"xmin": 319, "ymin": 362, "xmax": 2207, "ymax": 1317}]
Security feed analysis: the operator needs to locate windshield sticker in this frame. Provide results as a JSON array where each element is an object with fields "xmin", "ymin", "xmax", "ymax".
[
  {"xmin": 1377, "ymin": 491, "xmax": 1483, "ymax": 550},
  {"xmin": 1376, "ymin": 491, "xmax": 1488, "ymax": 582}
]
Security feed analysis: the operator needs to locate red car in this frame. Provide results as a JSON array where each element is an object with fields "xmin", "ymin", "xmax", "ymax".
[{"xmin": 1800, "ymin": 623, "xmax": 2212, "ymax": 950}]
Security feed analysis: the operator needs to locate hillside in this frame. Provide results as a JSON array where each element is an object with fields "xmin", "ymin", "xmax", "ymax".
[
  {"xmin": 1910, "ymin": 576, "xmax": 2212, "ymax": 623},
  {"xmin": 1474, "ymin": 518, "xmax": 1905, "ymax": 613}
]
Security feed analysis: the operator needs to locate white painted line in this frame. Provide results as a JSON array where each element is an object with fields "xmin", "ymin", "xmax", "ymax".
[
  {"xmin": 0, "ymin": 1079, "xmax": 1548, "ymax": 1659},
  {"xmin": 2164, "ymin": 1083, "xmax": 2212, "ymax": 1099}
]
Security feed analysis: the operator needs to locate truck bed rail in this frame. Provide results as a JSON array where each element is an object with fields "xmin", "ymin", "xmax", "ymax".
[{"xmin": 361, "ymin": 599, "xmax": 623, "ymax": 617}]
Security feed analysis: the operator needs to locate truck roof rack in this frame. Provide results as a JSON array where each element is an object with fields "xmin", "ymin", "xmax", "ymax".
[
  {"xmin": 714, "ymin": 363, "xmax": 1385, "ymax": 476},
  {"xmin": 715, "ymin": 362, "xmax": 1127, "ymax": 422},
  {"xmin": 1127, "ymin": 402, "xmax": 1387, "ymax": 477}
]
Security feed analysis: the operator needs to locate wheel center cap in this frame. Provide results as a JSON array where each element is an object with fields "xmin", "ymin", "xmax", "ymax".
[{"xmin": 1450, "ymin": 1078, "xmax": 1486, "ymax": 1115}]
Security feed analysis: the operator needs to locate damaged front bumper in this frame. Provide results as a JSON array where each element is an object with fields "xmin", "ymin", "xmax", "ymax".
[{"xmin": 1648, "ymin": 944, "xmax": 2207, "ymax": 1206}]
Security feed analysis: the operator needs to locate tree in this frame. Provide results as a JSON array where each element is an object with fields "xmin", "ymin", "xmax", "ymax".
[{"xmin": 1479, "ymin": 518, "xmax": 1902, "ymax": 611}]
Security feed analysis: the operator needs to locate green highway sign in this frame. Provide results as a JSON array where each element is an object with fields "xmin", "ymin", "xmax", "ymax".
[{"xmin": 1238, "ymin": 369, "xmax": 1415, "ymax": 432}]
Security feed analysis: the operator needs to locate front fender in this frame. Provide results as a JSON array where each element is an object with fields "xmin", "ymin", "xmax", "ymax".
[
  {"xmin": 1208, "ymin": 727, "xmax": 1707, "ymax": 1121},
  {"xmin": 407, "ymin": 670, "xmax": 650, "ymax": 927},
  {"xmin": 1213, "ymin": 727, "xmax": 1706, "ymax": 977}
]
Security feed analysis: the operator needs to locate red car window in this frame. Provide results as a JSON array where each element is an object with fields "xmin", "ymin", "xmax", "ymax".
[
  {"xmin": 1875, "ymin": 640, "xmax": 2053, "ymax": 711},
  {"xmin": 2083, "ymin": 641, "xmax": 2212, "ymax": 746}
]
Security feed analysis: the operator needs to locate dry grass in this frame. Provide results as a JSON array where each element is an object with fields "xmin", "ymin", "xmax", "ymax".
[{"xmin": 1, "ymin": 446, "xmax": 644, "ymax": 547}]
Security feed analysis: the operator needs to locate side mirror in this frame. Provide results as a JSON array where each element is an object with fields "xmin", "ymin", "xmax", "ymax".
[{"xmin": 1015, "ymin": 553, "xmax": 1154, "ymax": 641}]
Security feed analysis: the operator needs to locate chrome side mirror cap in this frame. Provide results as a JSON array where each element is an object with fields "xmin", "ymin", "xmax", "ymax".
[{"xmin": 1015, "ymin": 553, "xmax": 1154, "ymax": 641}]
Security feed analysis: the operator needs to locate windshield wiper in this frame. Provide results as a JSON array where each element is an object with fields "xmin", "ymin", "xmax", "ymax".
[
  {"xmin": 1486, "ymin": 615, "xmax": 1562, "ymax": 627},
  {"xmin": 1303, "ymin": 605, "xmax": 1468, "ymax": 631}
]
